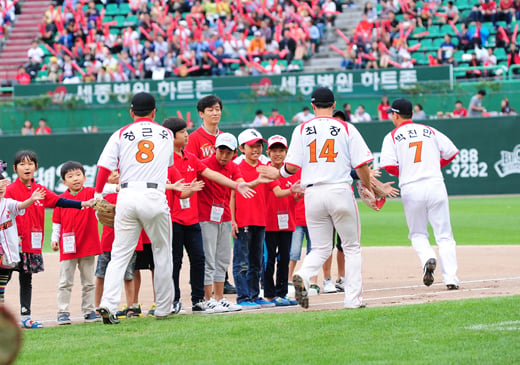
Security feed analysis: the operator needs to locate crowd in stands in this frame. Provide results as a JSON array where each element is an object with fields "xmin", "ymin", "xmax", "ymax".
[
  {"xmin": 337, "ymin": 0, "xmax": 520, "ymax": 77},
  {"xmin": 16, "ymin": 0, "xmax": 344, "ymax": 84}
]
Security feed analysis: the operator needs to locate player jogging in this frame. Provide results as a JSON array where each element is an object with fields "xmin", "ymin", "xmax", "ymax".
[
  {"xmin": 380, "ymin": 98, "xmax": 460, "ymax": 290},
  {"xmin": 95, "ymin": 92, "xmax": 176, "ymax": 324},
  {"xmin": 258, "ymin": 87, "xmax": 374, "ymax": 309}
]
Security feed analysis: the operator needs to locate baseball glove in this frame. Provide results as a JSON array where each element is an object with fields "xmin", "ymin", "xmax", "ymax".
[
  {"xmin": 356, "ymin": 181, "xmax": 385, "ymax": 211},
  {"xmin": 92, "ymin": 199, "xmax": 116, "ymax": 228}
]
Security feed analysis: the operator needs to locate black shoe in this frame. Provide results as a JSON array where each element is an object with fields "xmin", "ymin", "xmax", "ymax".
[
  {"xmin": 223, "ymin": 280, "xmax": 236, "ymax": 294},
  {"xmin": 98, "ymin": 306, "xmax": 120, "ymax": 325},
  {"xmin": 172, "ymin": 301, "xmax": 182, "ymax": 314},
  {"xmin": 447, "ymin": 284, "xmax": 459, "ymax": 290},
  {"xmin": 422, "ymin": 258, "xmax": 436, "ymax": 287}
]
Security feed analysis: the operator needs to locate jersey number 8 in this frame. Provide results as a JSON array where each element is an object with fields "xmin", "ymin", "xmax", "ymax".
[{"xmin": 136, "ymin": 140, "xmax": 155, "ymax": 163}]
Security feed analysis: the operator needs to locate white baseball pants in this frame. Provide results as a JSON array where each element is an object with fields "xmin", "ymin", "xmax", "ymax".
[
  {"xmin": 100, "ymin": 188, "xmax": 174, "ymax": 316},
  {"xmin": 297, "ymin": 183, "xmax": 364, "ymax": 308},
  {"xmin": 401, "ymin": 181, "xmax": 459, "ymax": 286}
]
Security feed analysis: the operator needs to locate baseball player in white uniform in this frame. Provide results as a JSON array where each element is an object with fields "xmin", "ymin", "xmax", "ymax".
[
  {"xmin": 95, "ymin": 92, "xmax": 175, "ymax": 323},
  {"xmin": 258, "ymin": 87, "xmax": 374, "ymax": 309},
  {"xmin": 380, "ymin": 98, "xmax": 460, "ymax": 290}
]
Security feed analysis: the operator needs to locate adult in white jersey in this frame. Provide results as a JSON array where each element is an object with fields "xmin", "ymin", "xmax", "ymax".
[
  {"xmin": 380, "ymin": 98, "xmax": 460, "ymax": 290},
  {"xmin": 95, "ymin": 92, "xmax": 175, "ymax": 324},
  {"xmin": 258, "ymin": 87, "xmax": 374, "ymax": 309}
]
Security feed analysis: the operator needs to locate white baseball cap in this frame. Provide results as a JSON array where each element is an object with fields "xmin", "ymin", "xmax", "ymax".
[
  {"xmin": 267, "ymin": 135, "xmax": 288, "ymax": 149},
  {"xmin": 238, "ymin": 128, "xmax": 266, "ymax": 146},
  {"xmin": 215, "ymin": 132, "xmax": 238, "ymax": 150}
]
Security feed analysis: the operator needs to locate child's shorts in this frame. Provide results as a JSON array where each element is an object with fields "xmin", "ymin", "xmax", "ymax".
[
  {"xmin": 134, "ymin": 244, "xmax": 155, "ymax": 271},
  {"xmin": 95, "ymin": 251, "xmax": 137, "ymax": 281}
]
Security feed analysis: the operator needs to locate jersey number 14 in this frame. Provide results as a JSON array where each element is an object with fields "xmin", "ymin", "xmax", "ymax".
[{"xmin": 308, "ymin": 139, "xmax": 338, "ymax": 163}]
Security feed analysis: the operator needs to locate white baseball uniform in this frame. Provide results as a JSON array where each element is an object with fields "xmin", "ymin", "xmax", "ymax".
[
  {"xmin": 285, "ymin": 116, "xmax": 373, "ymax": 308},
  {"xmin": 97, "ymin": 117, "xmax": 175, "ymax": 317},
  {"xmin": 380, "ymin": 121, "xmax": 459, "ymax": 286}
]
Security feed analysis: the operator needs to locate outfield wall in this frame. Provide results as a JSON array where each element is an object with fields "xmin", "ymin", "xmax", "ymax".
[{"xmin": 1, "ymin": 117, "xmax": 519, "ymax": 195}]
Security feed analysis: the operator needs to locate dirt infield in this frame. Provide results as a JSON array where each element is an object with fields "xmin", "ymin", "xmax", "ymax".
[{"xmin": 3, "ymin": 245, "xmax": 520, "ymax": 324}]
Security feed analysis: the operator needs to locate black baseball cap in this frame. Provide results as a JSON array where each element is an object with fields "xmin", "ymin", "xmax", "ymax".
[
  {"xmin": 389, "ymin": 98, "xmax": 413, "ymax": 116},
  {"xmin": 311, "ymin": 87, "xmax": 334, "ymax": 104},
  {"xmin": 131, "ymin": 92, "xmax": 156, "ymax": 112}
]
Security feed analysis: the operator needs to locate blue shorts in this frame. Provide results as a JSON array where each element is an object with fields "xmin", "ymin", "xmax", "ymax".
[{"xmin": 95, "ymin": 251, "xmax": 137, "ymax": 281}]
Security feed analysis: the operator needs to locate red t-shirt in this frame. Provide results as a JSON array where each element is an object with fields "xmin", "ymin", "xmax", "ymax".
[
  {"xmin": 452, "ymin": 107, "xmax": 468, "ymax": 117},
  {"xmin": 235, "ymin": 159, "xmax": 267, "ymax": 227},
  {"xmin": 198, "ymin": 154, "xmax": 243, "ymax": 223},
  {"xmin": 168, "ymin": 150, "xmax": 207, "ymax": 225},
  {"xmin": 265, "ymin": 173, "xmax": 298, "ymax": 232},
  {"xmin": 292, "ymin": 171, "xmax": 307, "ymax": 227},
  {"xmin": 15, "ymin": 73, "xmax": 31, "ymax": 85},
  {"xmin": 378, "ymin": 103, "xmax": 390, "ymax": 120},
  {"xmin": 268, "ymin": 115, "xmax": 286, "ymax": 126},
  {"xmin": 185, "ymin": 127, "xmax": 222, "ymax": 159},
  {"xmin": 6, "ymin": 178, "xmax": 60, "ymax": 253},
  {"xmin": 482, "ymin": 1, "xmax": 497, "ymax": 11},
  {"xmin": 52, "ymin": 187, "xmax": 101, "ymax": 261}
]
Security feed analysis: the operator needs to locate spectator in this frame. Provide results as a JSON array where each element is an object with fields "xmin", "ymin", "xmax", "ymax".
[
  {"xmin": 481, "ymin": 0, "xmax": 498, "ymax": 26},
  {"xmin": 468, "ymin": 21, "xmax": 490, "ymax": 48},
  {"xmin": 452, "ymin": 100, "xmax": 468, "ymax": 117},
  {"xmin": 500, "ymin": 97, "xmax": 516, "ymax": 115},
  {"xmin": 279, "ymin": 29, "xmax": 297, "ymax": 66},
  {"xmin": 440, "ymin": 1, "xmax": 460, "ymax": 24},
  {"xmin": 14, "ymin": 66, "xmax": 31, "ymax": 85},
  {"xmin": 468, "ymin": 89, "xmax": 487, "ymax": 117},
  {"xmin": 235, "ymin": 63, "xmax": 250, "ymax": 76},
  {"xmin": 268, "ymin": 108, "xmax": 286, "ymax": 126},
  {"xmin": 379, "ymin": 0, "xmax": 397, "ymax": 19},
  {"xmin": 498, "ymin": 0, "xmax": 514, "ymax": 25},
  {"xmin": 507, "ymin": 42, "xmax": 520, "ymax": 73},
  {"xmin": 252, "ymin": 109, "xmax": 268, "ymax": 127},
  {"xmin": 412, "ymin": 104, "xmax": 428, "ymax": 120},
  {"xmin": 27, "ymin": 41, "xmax": 44, "ymax": 64},
  {"xmin": 364, "ymin": 2, "xmax": 378, "ymax": 23},
  {"xmin": 323, "ymin": 0, "xmax": 337, "ymax": 27},
  {"xmin": 36, "ymin": 118, "xmax": 52, "ymax": 134},
  {"xmin": 265, "ymin": 58, "xmax": 282, "ymax": 74},
  {"xmin": 248, "ymin": 31, "xmax": 266, "ymax": 55},
  {"xmin": 21, "ymin": 120, "xmax": 35, "ymax": 135},
  {"xmin": 458, "ymin": 22, "xmax": 473, "ymax": 51},
  {"xmin": 292, "ymin": 106, "xmax": 315, "ymax": 124},
  {"xmin": 437, "ymin": 34, "xmax": 457, "ymax": 64},
  {"xmin": 377, "ymin": 96, "xmax": 391, "ymax": 121},
  {"xmin": 353, "ymin": 105, "xmax": 372, "ymax": 122},
  {"xmin": 515, "ymin": 0, "xmax": 520, "ymax": 21},
  {"xmin": 417, "ymin": 2, "xmax": 433, "ymax": 28},
  {"xmin": 343, "ymin": 103, "xmax": 353, "ymax": 122},
  {"xmin": 308, "ymin": 18, "xmax": 321, "ymax": 54},
  {"xmin": 466, "ymin": 53, "xmax": 482, "ymax": 79}
]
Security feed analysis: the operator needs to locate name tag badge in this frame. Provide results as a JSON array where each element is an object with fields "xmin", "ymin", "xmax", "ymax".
[
  {"xmin": 277, "ymin": 213, "xmax": 289, "ymax": 230},
  {"xmin": 210, "ymin": 204, "xmax": 225, "ymax": 223},
  {"xmin": 31, "ymin": 228, "xmax": 43, "ymax": 250},
  {"xmin": 63, "ymin": 232, "xmax": 76, "ymax": 254},
  {"xmin": 180, "ymin": 198, "xmax": 191, "ymax": 210}
]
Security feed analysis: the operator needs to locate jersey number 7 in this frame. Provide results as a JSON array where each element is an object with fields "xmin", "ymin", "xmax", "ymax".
[
  {"xmin": 308, "ymin": 139, "xmax": 338, "ymax": 163},
  {"xmin": 136, "ymin": 140, "xmax": 155, "ymax": 163},
  {"xmin": 409, "ymin": 141, "xmax": 423, "ymax": 163}
]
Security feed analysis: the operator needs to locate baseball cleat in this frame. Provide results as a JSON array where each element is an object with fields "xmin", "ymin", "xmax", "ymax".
[
  {"xmin": 422, "ymin": 258, "xmax": 437, "ymax": 287},
  {"xmin": 98, "ymin": 306, "xmax": 120, "ymax": 325},
  {"xmin": 447, "ymin": 284, "xmax": 459, "ymax": 290},
  {"xmin": 292, "ymin": 274, "xmax": 309, "ymax": 309}
]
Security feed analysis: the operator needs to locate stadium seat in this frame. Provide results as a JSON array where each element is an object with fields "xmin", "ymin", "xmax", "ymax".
[
  {"xmin": 494, "ymin": 47, "xmax": 507, "ymax": 61},
  {"xmin": 105, "ymin": 4, "xmax": 119, "ymax": 16},
  {"xmin": 440, "ymin": 24, "xmax": 457, "ymax": 36}
]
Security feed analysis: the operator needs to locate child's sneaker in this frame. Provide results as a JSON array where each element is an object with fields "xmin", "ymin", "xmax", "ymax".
[
  {"xmin": 126, "ymin": 304, "xmax": 142, "ymax": 318},
  {"xmin": 20, "ymin": 317, "xmax": 43, "ymax": 329},
  {"xmin": 116, "ymin": 305, "xmax": 128, "ymax": 319},
  {"xmin": 57, "ymin": 313, "xmax": 71, "ymax": 325},
  {"xmin": 254, "ymin": 297, "xmax": 276, "ymax": 308},
  {"xmin": 287, "ymin": 282, "xmax": 295, "ymax": 297},
  {"xmin": 283, "ymin": 296, "xmax": 298, "ymax": 306},
  {"xmin": 147, "ymin": 303, "xmax": 156, "ymax": 317},
  {"xmin": 84, "ymin": 311, "xmax": 101, "ymax": 323},
  {"xmin": 335, "ymin": 277, "xmax": 345, "ymax": 292},
  {"xmin": 218, "ymin": 298, "xmax": 242, "ymax": 312},
  {"xmin": 192, "ymin": 300, "xmax": 215, "ymax": 314},
  {"xmin": 323, "ymin": 278, "xmax": 337, "ymax": 293},
  {"xmin": 308, "ymin": 283, "xmax": 320, "ymax": 296},
  {"xmin": 206, "ymin": 298, "xmax": 229, "ymax": 313},
  {"xmin": 270, "ymin": 297, "xmax": 290, "ymax": 306},
  {"xmin": 237, "ymin": 301, "xmax": 261, "ymax": 310}
]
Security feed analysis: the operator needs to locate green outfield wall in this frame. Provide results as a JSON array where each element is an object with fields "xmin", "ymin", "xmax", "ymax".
[{"xmin": 1, "ymin": 116, "xmax": 518, "ymax": 195}]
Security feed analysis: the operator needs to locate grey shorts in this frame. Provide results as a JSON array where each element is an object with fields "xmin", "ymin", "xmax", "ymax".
[{"xmin": 95, "ymin": 251, "xmax": 137, "ymax": 281}]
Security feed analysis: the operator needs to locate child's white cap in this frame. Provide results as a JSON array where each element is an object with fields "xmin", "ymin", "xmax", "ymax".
[
  {"xmin": 215, "ymin": 133, "xmax": 238, "ymax": 150},
  {"xmin": 238, "ymin": 129, "xmax": 266, "ymax": 146},
  {"xmin": 267, "ymin": 135, "xmax": 288, "ymax": 149}
]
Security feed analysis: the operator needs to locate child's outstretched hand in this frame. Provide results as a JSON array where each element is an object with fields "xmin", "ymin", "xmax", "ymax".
[
  {"xmin": 31, "ymin": 188, "xmax": 46, "ymax": 201},
  {"xmin": 51, "ymin": 241, "xmax": 59, "ymax": 251}
]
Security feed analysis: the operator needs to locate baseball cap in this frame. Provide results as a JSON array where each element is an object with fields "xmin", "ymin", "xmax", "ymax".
[
  {"xmin": 238, "ymin": 128, "xmax": 266, "ymax": 146},
  {"xmin": 215, "ymin": 133, "xmax": 238, "ymax": 150},
  {"xmin": 267, "ymin": 135, "xmax": 288, "ymax": 149},
  {"xmin": 131, "ymin": 92, "xmax": 156, "ymax": 112},
  {"xmin": 311, "ymin": 87, "xmax": 334, "ymax": 104},
  {"xmin": 388, "ymin": 98, "xmax": 413, "ymax": 116}
]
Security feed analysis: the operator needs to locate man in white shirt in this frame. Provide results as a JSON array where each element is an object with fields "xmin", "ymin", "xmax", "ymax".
[{"xmin": 291, "ymin": 107, "xmax": 315, "ymax": 124}]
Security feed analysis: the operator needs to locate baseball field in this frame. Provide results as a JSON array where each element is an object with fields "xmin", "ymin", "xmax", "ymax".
[{"xmin": 5, "ymin": 195, "xmax": 520, "ymax": 364}]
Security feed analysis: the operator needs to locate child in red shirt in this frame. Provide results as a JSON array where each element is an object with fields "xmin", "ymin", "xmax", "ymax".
[
  {"xmin": 5, "ymin": 150, "xmax": 94, "ymax": 328},
  {"xmin": 51, "ymin": 161, "xmax": 102, "ymax": 325}
]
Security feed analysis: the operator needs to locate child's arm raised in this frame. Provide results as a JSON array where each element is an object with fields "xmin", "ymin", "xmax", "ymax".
[
  {"xmin": 17, "ymin": 188, "xmax": 46, "ymax": 210},
  {"xmin": 200, "ymin": 168, "xmax": 255, "ymax": 198}
]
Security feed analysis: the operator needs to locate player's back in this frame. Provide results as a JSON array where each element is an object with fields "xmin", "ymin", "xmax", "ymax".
[
  {"xmin": 285, "ymin": 116, "xmax": 372, "ymax": 187},
  {"xmin": 98, "ymin": 119, "xmax": 174, "ymax": 186},
  {"xmin": 383, "ymin": 122, "xmax": 458, "ymax": 186}
]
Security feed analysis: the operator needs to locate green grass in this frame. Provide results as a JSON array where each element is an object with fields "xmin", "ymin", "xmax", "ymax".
[
  {"xmin": 41, "ymin": 196, "xmax": 520, "ymax": 252},
  {"xmin": 17, "ymin": 296, "xmax": 520, "ymax": 364}
]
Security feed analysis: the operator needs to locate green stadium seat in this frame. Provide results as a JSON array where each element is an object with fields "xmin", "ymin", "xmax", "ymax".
[
  {"xmin": 456, "ymin": 0, "xmax": 472, "ymax": 11},
  {"xmin": 419, "ymin": 38, "xmax": 433, "ymax": 51},
  {"xmin": 433, "ymin": 37, "xmax": 445, "ymax": 49},
  {"xmin": 113, "ymin": 15, "xmax": 126, "ymax": 27},
  {"xmin": 426, "ymin": 25, "xmax": 442, "ymax": 38},
  {"xmin": 494, "ymin": 47, "xmax": 507, "ymax": 61},
  {"xmin": 105, "ymin": 3, "xmax": 119, "ymax": 16},
  {"xmin": 440, "ymin": 24, "xmax": 457, "ymax": 36},
  {"xmin": 487, "ymin": 35, "xmax": 496, "ymax": 47},
  {"xmin": 453, "ymin": 50, "xmax": 465, "ymax": 62},
  {"xmin": 118, "ymin": 3, "xmax": 131, "ymax": 15},
  {"xmin": 125, "ymin": 15, "xmax": 139, "ymax": 26}
]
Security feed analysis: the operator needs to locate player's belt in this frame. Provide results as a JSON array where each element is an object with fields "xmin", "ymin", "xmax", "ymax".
[{"xmin": 120, "ymin": 182, "xmax": 159, "ymax": 189}]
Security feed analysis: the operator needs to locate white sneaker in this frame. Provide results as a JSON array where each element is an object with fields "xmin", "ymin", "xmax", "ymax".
[
  {"xmin": 308, "ymin": 283, "xmax": 320, "ymax": 296},
  {"xmin": 287, "ymin": 282, "xmax": 295, "ymax": 298},
  {"xmin": 335, "ymin": 277, "xmax": 345, "ymax": 292},
  {"xmin": 323, "ymin": 278, "xmax": 337, "ymax": 293},
  {"xmin": 218, "ymin": 298, "xmax": 242, "ymax": 312},
  {"xmin": 192, "ymin": 300, "xmax": 216, "ymax": 314},
  {"xmin": 206, "ymin": 298, "xmax": 229, "ymax": 313}
]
